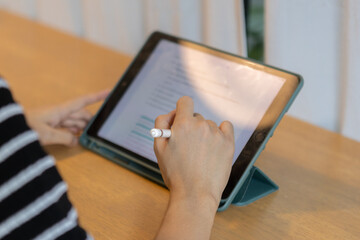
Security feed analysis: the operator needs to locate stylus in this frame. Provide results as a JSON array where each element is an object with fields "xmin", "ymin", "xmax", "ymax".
[{"xmin": 150, "ymin": 128, "xmax": 171, "ymax": 138}]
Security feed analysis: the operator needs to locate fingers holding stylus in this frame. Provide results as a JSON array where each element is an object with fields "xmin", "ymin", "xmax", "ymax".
[
  {"xmin": 153, "ymin": 96, "xmax": 229, "ymax": 140},
  {"xmin": 154, "ymin": 110, "xmax": 176, "ymax": 149}
]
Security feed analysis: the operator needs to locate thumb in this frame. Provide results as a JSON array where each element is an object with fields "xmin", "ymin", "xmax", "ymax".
[{"xmin": 40, "ymin": 126, "xmax": 78, "ymax": 146}]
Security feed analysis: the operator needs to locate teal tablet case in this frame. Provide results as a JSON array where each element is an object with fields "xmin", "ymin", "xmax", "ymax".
[
  {"xmin": 80, "ymin": 137, "xmax": 166, "ymax": 186},
  {"xmin": 231, "ymin": 166, "xmax": 278, "ymax": 206},
  {"xmin": 80, "ymin": 136, "xmax": 278, "ymax": 208},
  {"xmin": 80, "ymin": 76, "xmax": 302, "ymax": 212},
  {"xmin": 80, "ymin": 31, "xmax": 303, "ymax": 212},
  {"xmin": 81, "ymin": 134, "xmax": 279, "ymax": 209}
]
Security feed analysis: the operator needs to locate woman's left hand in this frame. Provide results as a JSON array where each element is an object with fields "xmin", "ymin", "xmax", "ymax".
[{"xmin": 26, "ymin": 90, "xmax": 109, "ymax": 146}]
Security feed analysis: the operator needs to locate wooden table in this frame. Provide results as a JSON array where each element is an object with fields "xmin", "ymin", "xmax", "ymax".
[{"xmin": 1, "ymin": 10, "xmax": 359, "ymax": 240}]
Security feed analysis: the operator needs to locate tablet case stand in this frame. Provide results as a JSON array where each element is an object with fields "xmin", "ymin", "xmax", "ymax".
[
  {"xmin": 231, "ymin": 166, "xmax": 278, "ymax": 206},
  {"xmin": 82, "ymin": 137, "xmax": 278, "ymax": 208}
]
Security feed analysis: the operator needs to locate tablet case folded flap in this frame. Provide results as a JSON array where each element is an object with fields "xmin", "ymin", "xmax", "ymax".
[{"xmin": 231, "ymin": 166, "xmax": 278, "ymax": 206}]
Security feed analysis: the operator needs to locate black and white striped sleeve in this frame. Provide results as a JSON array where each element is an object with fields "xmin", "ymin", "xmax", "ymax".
[{"xmin": 0, "ymin": 77, "xmax": 92, "ymax": 240}]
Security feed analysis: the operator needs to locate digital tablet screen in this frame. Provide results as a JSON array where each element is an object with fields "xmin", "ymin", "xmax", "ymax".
[
  {"xmin": 98, "ymin": 39, "xmax": 284, "ymax": 163},
  {"xmin": 86, "ymin": 32, "xmax": 301, "ymax": 199}
]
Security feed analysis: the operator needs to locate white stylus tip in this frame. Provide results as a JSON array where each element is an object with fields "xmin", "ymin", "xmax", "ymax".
[{"xmin": 150, "ymin": 129, "xmax": 161, "ymax": 138}]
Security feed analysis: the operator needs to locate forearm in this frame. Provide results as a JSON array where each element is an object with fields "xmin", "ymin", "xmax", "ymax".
[
  {"xmin": 155, "ymin": 193, "xmax": 218, "ymax": 240},
  {"xmin": 153, "ymin": 97, "xmax": 234, "ymax": 239}
]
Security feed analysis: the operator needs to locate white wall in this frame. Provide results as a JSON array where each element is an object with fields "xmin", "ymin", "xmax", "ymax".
[
  {"xmin": 0, "ymin": 0, "xmax": 247, "ymax": 56},
  {"xmin": 339, "ymin": 0, "xmax": 360, "ymax": 141},
  {"xmin": 265, "ymin": 0, "xmax": 360, "ymax": 141}
]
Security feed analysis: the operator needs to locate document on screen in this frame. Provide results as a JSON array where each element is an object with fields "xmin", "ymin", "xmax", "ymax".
[{"xmin": 98, "ymin": 40, "xmax": 285, "ymax": 163}]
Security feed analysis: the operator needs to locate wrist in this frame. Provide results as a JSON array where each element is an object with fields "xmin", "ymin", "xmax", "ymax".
[
  {"xmin": 155, "ymin": 192, "xmax": 217, "ymax": 240},
  {"xmin": 155, "ymin": 192, "xmax": 218, "ymax": 240},
  {"xmin": 169, "ymin": 190, "xmax": 219, "ymax": 216}
]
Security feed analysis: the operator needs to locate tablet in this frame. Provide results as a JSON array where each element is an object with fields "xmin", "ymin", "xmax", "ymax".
[{"xmin": 80, "ymin": 31, "xmax": 303, "ymax": 211}]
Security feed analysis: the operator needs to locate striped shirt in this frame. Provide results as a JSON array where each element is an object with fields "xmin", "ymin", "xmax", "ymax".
[{"xmin": 0, "ymin": 78, "xmax": 91, "ymax": 239}]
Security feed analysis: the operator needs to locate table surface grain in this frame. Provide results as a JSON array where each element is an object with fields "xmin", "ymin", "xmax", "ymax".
[{"xmin": 1, "ymin": 10, "xmax": 359, "ymax": 240}]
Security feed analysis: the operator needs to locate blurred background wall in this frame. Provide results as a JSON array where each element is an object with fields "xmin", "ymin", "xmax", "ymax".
[
  {"xmin": 265, "ymin": 0, "xmax": 360, "ymax": 142},
  {"xmin": 0, "ymin": 0, "xmax": 247, "ymax": 56},
  {"xmin": 0, "ymin": 0, "xmax": 359, "ymax": 142}
]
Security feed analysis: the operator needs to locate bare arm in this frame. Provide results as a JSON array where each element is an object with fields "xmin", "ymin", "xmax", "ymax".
[{"xmin": 154, "ymin": 96, "xmax": 235, "ymax": 240}]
